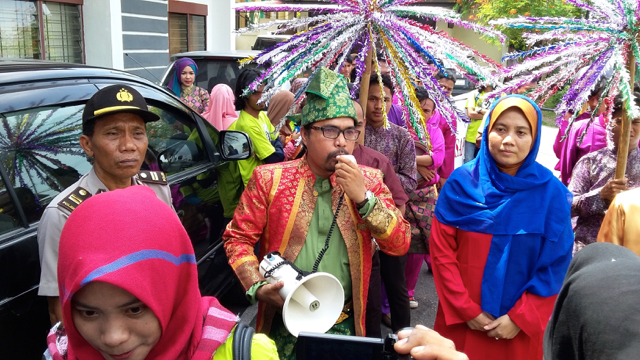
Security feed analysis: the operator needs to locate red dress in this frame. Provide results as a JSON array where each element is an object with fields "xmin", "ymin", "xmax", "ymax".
[{"xmin": 430, "ymin": 218, "xmax": 556, "ymax": 360}]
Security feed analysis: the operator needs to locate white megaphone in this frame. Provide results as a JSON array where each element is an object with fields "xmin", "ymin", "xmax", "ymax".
[{"xmin": 259, "ymin": 252, "xmax": 345, "ymax": 337}]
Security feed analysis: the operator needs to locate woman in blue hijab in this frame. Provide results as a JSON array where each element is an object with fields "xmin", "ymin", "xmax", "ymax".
[
  {"xmin": 167, "ymin": 57, "xmax": 210, "ymax": 114},
  {"xmin": 430, "ymin": 95, "xmax": 574, "ymax": 360}
]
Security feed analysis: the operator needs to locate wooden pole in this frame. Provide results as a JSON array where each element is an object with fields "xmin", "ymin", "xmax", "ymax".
[
  {"xmin": 614, "ymin": 48, "xmax": 637, "ymax": 179},
  {"xmin": 358, "ymin": 47, "xmax": 373, "ymax": 145}
]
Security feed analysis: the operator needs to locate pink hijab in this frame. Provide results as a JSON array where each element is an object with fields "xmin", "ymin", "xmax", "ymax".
[
  {"xmin": 51, "ymin": 186, "xmax": 237, "ymax": 360},
  {"xmin": 202, "ymin": 84, "xmax": 237, "ymax": 130}
]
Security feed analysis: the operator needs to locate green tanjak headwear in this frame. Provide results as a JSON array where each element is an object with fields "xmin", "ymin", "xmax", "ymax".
[{"xmin": 292, "ymin": 67, "xmax": 357, "ymax": 127}]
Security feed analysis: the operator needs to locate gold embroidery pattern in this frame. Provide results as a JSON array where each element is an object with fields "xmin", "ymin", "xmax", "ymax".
[
  {"xmin": 367, "ymin": 200, "xmax": 395, "ymax": 237},
  {"xmin": 336, "ymin": 192, "xmax": 367, "ymax": 336},
  {"xmin": 361, "ymin": 167, "xmax": 411, "ymax": 253},
  {"xmin": 282, "ymin": 170, "xmax": 315, "ymax": 261},
  {"xmin": 235, "ymin": 260, "xmax": 263, "ymax": 290}
]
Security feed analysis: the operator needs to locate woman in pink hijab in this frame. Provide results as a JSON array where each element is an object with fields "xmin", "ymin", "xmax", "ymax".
[{"xmin": 202, "ymin": 84, "xmax": 238, "ymax": 130}]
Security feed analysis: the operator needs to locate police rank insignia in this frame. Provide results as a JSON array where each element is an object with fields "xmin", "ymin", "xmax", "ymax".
[
  {"xmin": 116, "ymin": 88, "xmax": 134, "ymax": 102},
  {"xmin": 58, "ymin": 186, "xmax": 93, "ymax": 214}
]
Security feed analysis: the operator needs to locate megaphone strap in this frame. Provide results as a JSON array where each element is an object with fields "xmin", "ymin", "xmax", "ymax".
[{"xmin": 263, "ymin": 259, "xmax": 306, "ymax": 281}]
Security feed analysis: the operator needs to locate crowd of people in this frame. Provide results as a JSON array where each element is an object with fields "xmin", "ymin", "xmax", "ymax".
[{"xmin": 36, "ymin": 53, "xmax": 640, "ymax": 360}]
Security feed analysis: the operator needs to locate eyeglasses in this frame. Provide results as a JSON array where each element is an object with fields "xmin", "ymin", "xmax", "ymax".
[{"xmin": 311, "ymin": 126, "xmax": 361, "ymax": 141}]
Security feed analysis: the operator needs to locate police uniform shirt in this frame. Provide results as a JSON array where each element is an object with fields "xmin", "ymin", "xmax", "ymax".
[{"xmin": 37, "ymin": 167, "xmax": 173, "ymax": 297}]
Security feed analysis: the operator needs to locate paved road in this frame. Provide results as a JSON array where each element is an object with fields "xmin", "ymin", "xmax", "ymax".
[
  {"xmin": 538, "ymin": 125, "xmax": 561, "ymax": 176},
  {"xmin": 242, "ymin": 124, "xmax": 561, "ymax": 336},
  {"xmin": 379, "ymin": 263, "xmax": 437, "ymax": 337}
]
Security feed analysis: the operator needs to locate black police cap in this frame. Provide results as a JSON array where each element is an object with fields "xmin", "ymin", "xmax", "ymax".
[{"xmin": 82, "ymin": 85, "xmax": 160, "ymax": 125}]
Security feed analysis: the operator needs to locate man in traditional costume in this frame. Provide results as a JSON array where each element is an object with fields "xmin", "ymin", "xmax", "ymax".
[{"xmin": 223, "ymin": 68, "xmax": 411, "ymax": 359}]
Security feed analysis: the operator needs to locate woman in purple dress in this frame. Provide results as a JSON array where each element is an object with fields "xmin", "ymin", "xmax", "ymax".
[
  {"xmin": 569, "ymin": 96, "xmax": 640, "ymax": 248},
  {"xmin": 167, "ymin": 57, "xmax": 210, "ymax": 114},
  {"xmin": 404, "ymin": 87, "xmax": 445, "ymax": 309}
]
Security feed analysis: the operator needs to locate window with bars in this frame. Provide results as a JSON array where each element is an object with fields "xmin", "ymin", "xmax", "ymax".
[
  {"xmin": 169, "ymin": 13, "xmax": 205, "ymax": 56},
  {"xmin": 0, "ymin": 0, "xmax": 83, "ymax": 63},
  {"xmin": 42, "ymin": 2, "xmax": 83, "ymax": 63},
  {"xmin": 0, "ymin": 1, "xmax": 41, "ymax": 60}
]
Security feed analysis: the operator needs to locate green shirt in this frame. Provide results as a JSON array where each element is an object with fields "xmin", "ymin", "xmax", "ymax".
[
  {"xmin": 230, "ymin": 110, "xmax": 277, "ymax": 186},
  {"xmin": 246, "ymin": 175, "xmax": 376, "ymax": 303},
  {"xmin": 465, "ymin": 90, "xmax": 490, "ymax": 143},
  {"xmin": 186, "ymin": 126, "xmax": 241, "ymax": 218},
  {"xmin": 213, "ymin": 326, "xmax": 279, "ymax": 360}
]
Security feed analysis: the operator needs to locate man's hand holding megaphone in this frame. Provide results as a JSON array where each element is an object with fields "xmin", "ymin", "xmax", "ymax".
[
  {"xmin": 256, "ymin": 281, "xmax": 285, "ymax": 309},
  {"xmin": 259, "ymin": 253, "xmax": 345, "ymax": 337}
]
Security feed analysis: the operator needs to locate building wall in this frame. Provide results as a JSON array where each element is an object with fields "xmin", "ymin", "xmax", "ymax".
[
  {"xmin": 84, "ymin": 0, "xmax": 117, "ymax": 69},
  {"xmin": 437, "ymin": 20, "xmax": 504, "ymax": 64},
  {"xmin": 187, "ymin": 0, "xmax": 233, "ymax": 52},
  {"xmin": 235, "ymin": 15, "xmax": 288, "ymax": 50},
  {"xmin": 120, "ymin": 0, "xmax": 169, "ymax": 81},
  {"xmin": 82, "ymin": 0, "xmax": 237, "ymax": 81}
]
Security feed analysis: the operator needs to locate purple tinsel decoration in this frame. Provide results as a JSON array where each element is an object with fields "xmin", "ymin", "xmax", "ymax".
[{"xmin": 560, "ymin": 48, "xmax": 613, "ymax": 114}]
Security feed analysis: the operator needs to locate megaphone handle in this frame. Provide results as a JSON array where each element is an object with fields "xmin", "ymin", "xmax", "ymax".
[
  {"xmin": 263, "ymin": 259, "xmax": 305, "ymax": 281},
  {"xmin": 312, "ymin": 194, "xmax": 345, "ymax": 273}
]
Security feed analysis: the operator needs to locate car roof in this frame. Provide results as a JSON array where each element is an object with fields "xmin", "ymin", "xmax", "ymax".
[
  {"xmin": 170, "ymin": 50, "xmax": 260, "ymax": 61},
  {"xmin": 0, "ymin": 58, "xmax": 157, "ymax": 87}
]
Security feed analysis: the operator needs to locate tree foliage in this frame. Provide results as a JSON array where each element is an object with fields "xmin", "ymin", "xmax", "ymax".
[{"xmin": 455, "ymin": 0, "xmax": 584, "ymax": 49}]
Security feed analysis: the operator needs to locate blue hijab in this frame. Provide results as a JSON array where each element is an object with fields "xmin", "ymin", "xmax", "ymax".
[
  {"xmin": 435, "ymin": 95, "xmax": 574, "ymax": 317},
  {"xmin": 167, "ymin": 58, "xmax": 198, "ymax": 97}
]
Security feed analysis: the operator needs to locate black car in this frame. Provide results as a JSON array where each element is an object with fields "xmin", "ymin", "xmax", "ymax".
[
  {"xmin": 0, "ymin": 59, "xmax": 253, "ymax": 359},
  {"xmin": 447, "ymin": 68, "xmax": 476, "ymax": 97},
  {"xmin": 252, "ymin": 35, "xmax": 291, "ymax": 51}
]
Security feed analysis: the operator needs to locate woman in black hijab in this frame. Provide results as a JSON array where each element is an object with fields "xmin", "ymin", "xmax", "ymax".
[{"xmin": 544, "ymin": 242, "xmax": 640, "ymax": 359}]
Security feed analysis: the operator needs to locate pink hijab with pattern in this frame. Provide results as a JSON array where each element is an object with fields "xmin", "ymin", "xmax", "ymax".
[{"xmin": 46, "ymin": 186, "xmax": 237, "ymax": 360}]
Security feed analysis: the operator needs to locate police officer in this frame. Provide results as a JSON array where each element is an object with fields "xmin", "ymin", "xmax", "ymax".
[{"xmin": 37, "ymin": 85, "xmax": 173, "ymax": 325}]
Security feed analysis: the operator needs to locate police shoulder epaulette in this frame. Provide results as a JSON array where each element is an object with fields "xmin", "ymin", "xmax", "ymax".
[
  {"xmin": 57, "ymin": 186, "xmax": 92, "ymax": 214},
  {"xmin": 138, "ymin": 170, "xmax": 168, "ymax": 185}
]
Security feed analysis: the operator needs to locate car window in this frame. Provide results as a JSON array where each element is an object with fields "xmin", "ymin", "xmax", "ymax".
[
  {"xmin": 0, "ymin": 177, "xmax": 22, "ymax": 235},
  {"xmin": 197, "ymin": 59, "xmax": 240, "ymax": 92},
  {"xmin": 146, "ymin": 105, "xmax": 210, "ymax": 175},
  {"xmin": 0, "ymin": 105, "xmax": 91, "ymax": 224}
]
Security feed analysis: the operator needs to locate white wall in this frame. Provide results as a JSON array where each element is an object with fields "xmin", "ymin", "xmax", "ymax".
[
  {"xmin": 436, "ymin": 20, "xmax": 504, "ymax": 64},
  {"xmin": 83, "ymin": 0, "xmax": 118, "ymax": 68},
  {"xmin": 210, "ymin": 0, "xmax": 234, "ymax": 51},
  {"xmin": 182, "ymin": 0, "xmax": 233, "ymax": 52}
]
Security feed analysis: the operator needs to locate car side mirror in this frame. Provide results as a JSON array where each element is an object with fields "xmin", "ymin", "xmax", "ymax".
[{"xmin": 219, "ymin": 130, "xmax": 253, "ymax": 161}]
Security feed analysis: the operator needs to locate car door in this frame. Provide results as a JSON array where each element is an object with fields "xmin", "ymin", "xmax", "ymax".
[
  {"xmin": 0, "ymin": 79, "xmax": 97, "ymax": 359},
  {"xmin": 0, "ymin": 76, "xmax": 245, "ymax": 358},
  {"xmin": 89, "ymin": 79, "xmax": 248, "ymax": 310}
]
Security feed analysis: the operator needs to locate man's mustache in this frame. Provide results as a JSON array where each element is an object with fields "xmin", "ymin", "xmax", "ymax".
[{"xmin": 326, "ymin": 149, "xmax": 349, "ymax": 161}]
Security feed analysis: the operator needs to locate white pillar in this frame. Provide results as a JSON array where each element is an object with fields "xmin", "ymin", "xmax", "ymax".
[
  {"xmin": 206, "ymin": 0, "xmax": 234, "ymax": 52},
  {"xmin": 83, "ymin": 0, "xmax": 119, "ymax": 68},
  {"xmin": 110, "ymin": 0, "xmax": 124, "ymax": 69}
]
